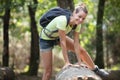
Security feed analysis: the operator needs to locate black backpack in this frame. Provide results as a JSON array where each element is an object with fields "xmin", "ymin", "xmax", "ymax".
[
  {"xmin": 40, "ymin": 7, "xmax": 77, "ymax": 38},
  {"xmin": 40, "ymin": 7, "xmax": 72, "ymax": 28}
]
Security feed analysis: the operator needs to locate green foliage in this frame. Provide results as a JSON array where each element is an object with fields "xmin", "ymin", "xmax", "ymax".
[
  {"xmin": 104, "ymin": 0, "xmax": 120, "ymax": 65},
  {"xmin": 36, "ymin": 0, "xmax": 57, "ymax": 19},
  {"xmin": 0, "ymin": 0, "xmax": 58, "ymax": 39},
  {"xmin": 36, "ymin": 0, "xmax": 57, "ymax": 33},
  {"xmin": 111, "ymin": 64, "xmax": 120, "ymax": 70},
  {"xmin": 105, "ymin": 0, "xmax": 120, "ymax": 32},
  {"xmin": 10, "ymin": 7, "xmax": 30, "ymax": 39},
  {"xmin": 1, "ymin": 0, "xmax": 120, "ymax": 70}
]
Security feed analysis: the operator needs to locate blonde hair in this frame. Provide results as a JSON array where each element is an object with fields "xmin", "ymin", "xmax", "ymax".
[{"xmin": 75, "ymin": 3, "xmax": 88, "ymax": 14}]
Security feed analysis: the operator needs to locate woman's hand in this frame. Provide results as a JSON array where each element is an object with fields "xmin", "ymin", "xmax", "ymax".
[
  {"xmin": 73, "ymin": 62, "xmax": 89, "ymax": 68},
  {"xmin": 62, "ymin": 62, "xmax": 73, "ymax": 69}
]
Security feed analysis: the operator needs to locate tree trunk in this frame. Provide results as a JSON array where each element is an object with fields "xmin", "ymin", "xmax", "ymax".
[
  {"xmin": 56, "ymin": 66, "xmax": 102, "ymax": 80},
  {"xmin": 2, "ymin": 0, "xmax": 11, "ymax": 67},
  {"xmin": 0, "ymin": 67, "xmax": 15, "ymax": 80},
  {"xmin": 28, "ymin": 0, "xmax": 39, "ymax": 75},
  {"xmin": 56, "ymin": 66, "xmax": 120, "ymax": 80},
  {"xmin": 57, "ymin": 0, "xmax": 74, "ymax": 11},
  {"xmin": 95, "ymin": 0, "xmax": 105, "ymax": 68},
  {"xmin": 107, "ymin": 70, "xmax": 120, "ymax": 80}
]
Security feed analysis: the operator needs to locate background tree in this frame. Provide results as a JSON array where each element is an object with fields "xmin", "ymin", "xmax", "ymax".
[
  {"xmin": 28, "ymin": 0, "xmax": 39, "ymax": 75},
  {"xmin": 2, "ymin": 0, "xmax": 11, "ymax": 67},
  {"xmin": 57, "ymin": 0, "xmax": 74, "ymax": 11},
  {"xmin": 95, "ymin": 0, "xmax": 105, "ymax": 68},
  {"xmin": 104, "ymin": 0, "xmax": 120, "ymax": 68},
  {"xmin": 0, "ymin": 0, "xmax": 120, "ymax": 79}
]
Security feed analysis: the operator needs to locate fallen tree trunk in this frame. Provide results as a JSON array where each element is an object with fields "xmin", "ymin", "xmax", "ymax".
[
  {"xmin": 0, "ymin": 67, "xmax": 15, "ymax": 80},
  {"xmin": 55, "ymin": 66, "xmax": 102, "ymax": 80},
  {"xmin": 106, "ymin": 70, "xmax": 120, "ymax": 80}
]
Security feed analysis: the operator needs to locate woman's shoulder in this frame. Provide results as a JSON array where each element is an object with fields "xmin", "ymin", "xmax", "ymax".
[{"xmin": 55, "ymin": 15, "xmax": 67, "ymax": 20}]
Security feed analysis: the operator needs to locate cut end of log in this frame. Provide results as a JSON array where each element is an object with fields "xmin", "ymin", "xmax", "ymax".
[{"xmin": 55, "ymin": 66, "xmax": 102, "ymax": 80}]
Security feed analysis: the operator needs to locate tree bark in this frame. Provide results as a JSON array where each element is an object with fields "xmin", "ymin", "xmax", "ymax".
[
  {"xmin": 57, "ymin": 0, "xmax": 74, "ymax": 11},
  {"xmin": 0, "ymin": 67, "xmax": 15, "ymax": 80},
  {"xmin": 28, "ymin": 0, "xmax": 39, "ymax": 75},
  {"xmin": 107, "ymin": 70, "xmax": 120, "ymax": 80},
  {"xmin": 95, "ymin": 0, "xmax": 105, "ymax": 68},
  {"xmin": 2, "ymin": 0, "xmax": 11, "ymax": 67}
]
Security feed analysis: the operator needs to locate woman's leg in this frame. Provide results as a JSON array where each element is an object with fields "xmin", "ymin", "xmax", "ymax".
[
  {"xmin": 40, "ymin": 39, "xmax": 55, "ymax": 80},
  {"xmin": 41, "ymin": 50, "xmax": 53, "ymax": 80},
  {"xmin": 64, "ymin": 36, "xmax": 109, "ymax": 78},
  {"xmin": 65, "ymin": 36, "xmax": 95, "ymax": 69}
]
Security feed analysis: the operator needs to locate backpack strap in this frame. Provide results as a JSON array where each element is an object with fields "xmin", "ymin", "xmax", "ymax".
[
  {"xmin": 65, "ymin": 9, "xmax": 72, "ymax": 26},
  {"xmin": 43, "ymin": 29, "xmax": 58, "ymax": 39},
  {"xmin": 72, "ymin": 25, "xmax": 77, "ymax": 30},
  {"xmin": 43, "ymin": 24, "xmax": 77, "ymax": 39}
]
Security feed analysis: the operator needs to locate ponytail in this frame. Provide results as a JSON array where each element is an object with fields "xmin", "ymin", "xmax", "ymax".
[{"xmin": 75, "ymin": 3, "xmax": 88, "ymax": 14}]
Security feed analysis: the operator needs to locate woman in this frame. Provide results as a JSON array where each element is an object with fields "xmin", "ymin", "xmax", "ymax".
[{"xmin": 40, "ymin": 3, "xmax": 109, "ymax": 80}]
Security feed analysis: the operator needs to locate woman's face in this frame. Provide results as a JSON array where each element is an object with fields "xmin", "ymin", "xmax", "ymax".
[{"xmin": 72, "ymin": 10, "xmax": 87, "ymax": 25}]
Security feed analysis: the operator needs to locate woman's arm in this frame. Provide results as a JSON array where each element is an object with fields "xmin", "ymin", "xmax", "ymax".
[
  {"xmin": 74, "ymin": 31, "xmax": 96, "ymax": 69},
  {"xmin": 73, "ymin": 31, "xmax": 82, "ymax": 65},
  {"xmin": 58, "ymin": 30, "xmax": 70, "ymax": 64}
]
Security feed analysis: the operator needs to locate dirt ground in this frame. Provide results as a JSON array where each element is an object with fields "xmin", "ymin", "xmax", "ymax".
[
  {"xmin": 15, "ymin": 71, "xmax": 56, "ymax": 80},
  {"xmin": 16, "ymin": 75, "xmax": 40, "ymax": 80},
  {"xmin": 15, "ymin": 74, "xmax": 55, "ymax": 80}
]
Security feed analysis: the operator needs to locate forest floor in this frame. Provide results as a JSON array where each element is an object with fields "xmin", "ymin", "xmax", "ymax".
[
  {"xmin": 15, "ymin": 72, "xmax": 55, "ymax": 80},
  {"xmin": 15, "ymin": 69, "xmax": 120, "ymax": 80},
  {"xmin": 15, "ymin": 68, "xmax": 58, "ymax": 80},
  {"xmin": 16, "ymin": 75, "xmax": 41, "ymax": 80}
]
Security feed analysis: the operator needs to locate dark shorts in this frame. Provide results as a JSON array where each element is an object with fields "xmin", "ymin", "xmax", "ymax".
[{"xmin": 39, "ymin": 38, "xmax": 60, "ymax": 52}]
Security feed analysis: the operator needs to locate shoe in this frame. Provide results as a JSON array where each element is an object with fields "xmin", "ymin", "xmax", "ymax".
[{"xmin": 93, "ymin": 66, "xmax": 109, "ymax": 78}]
